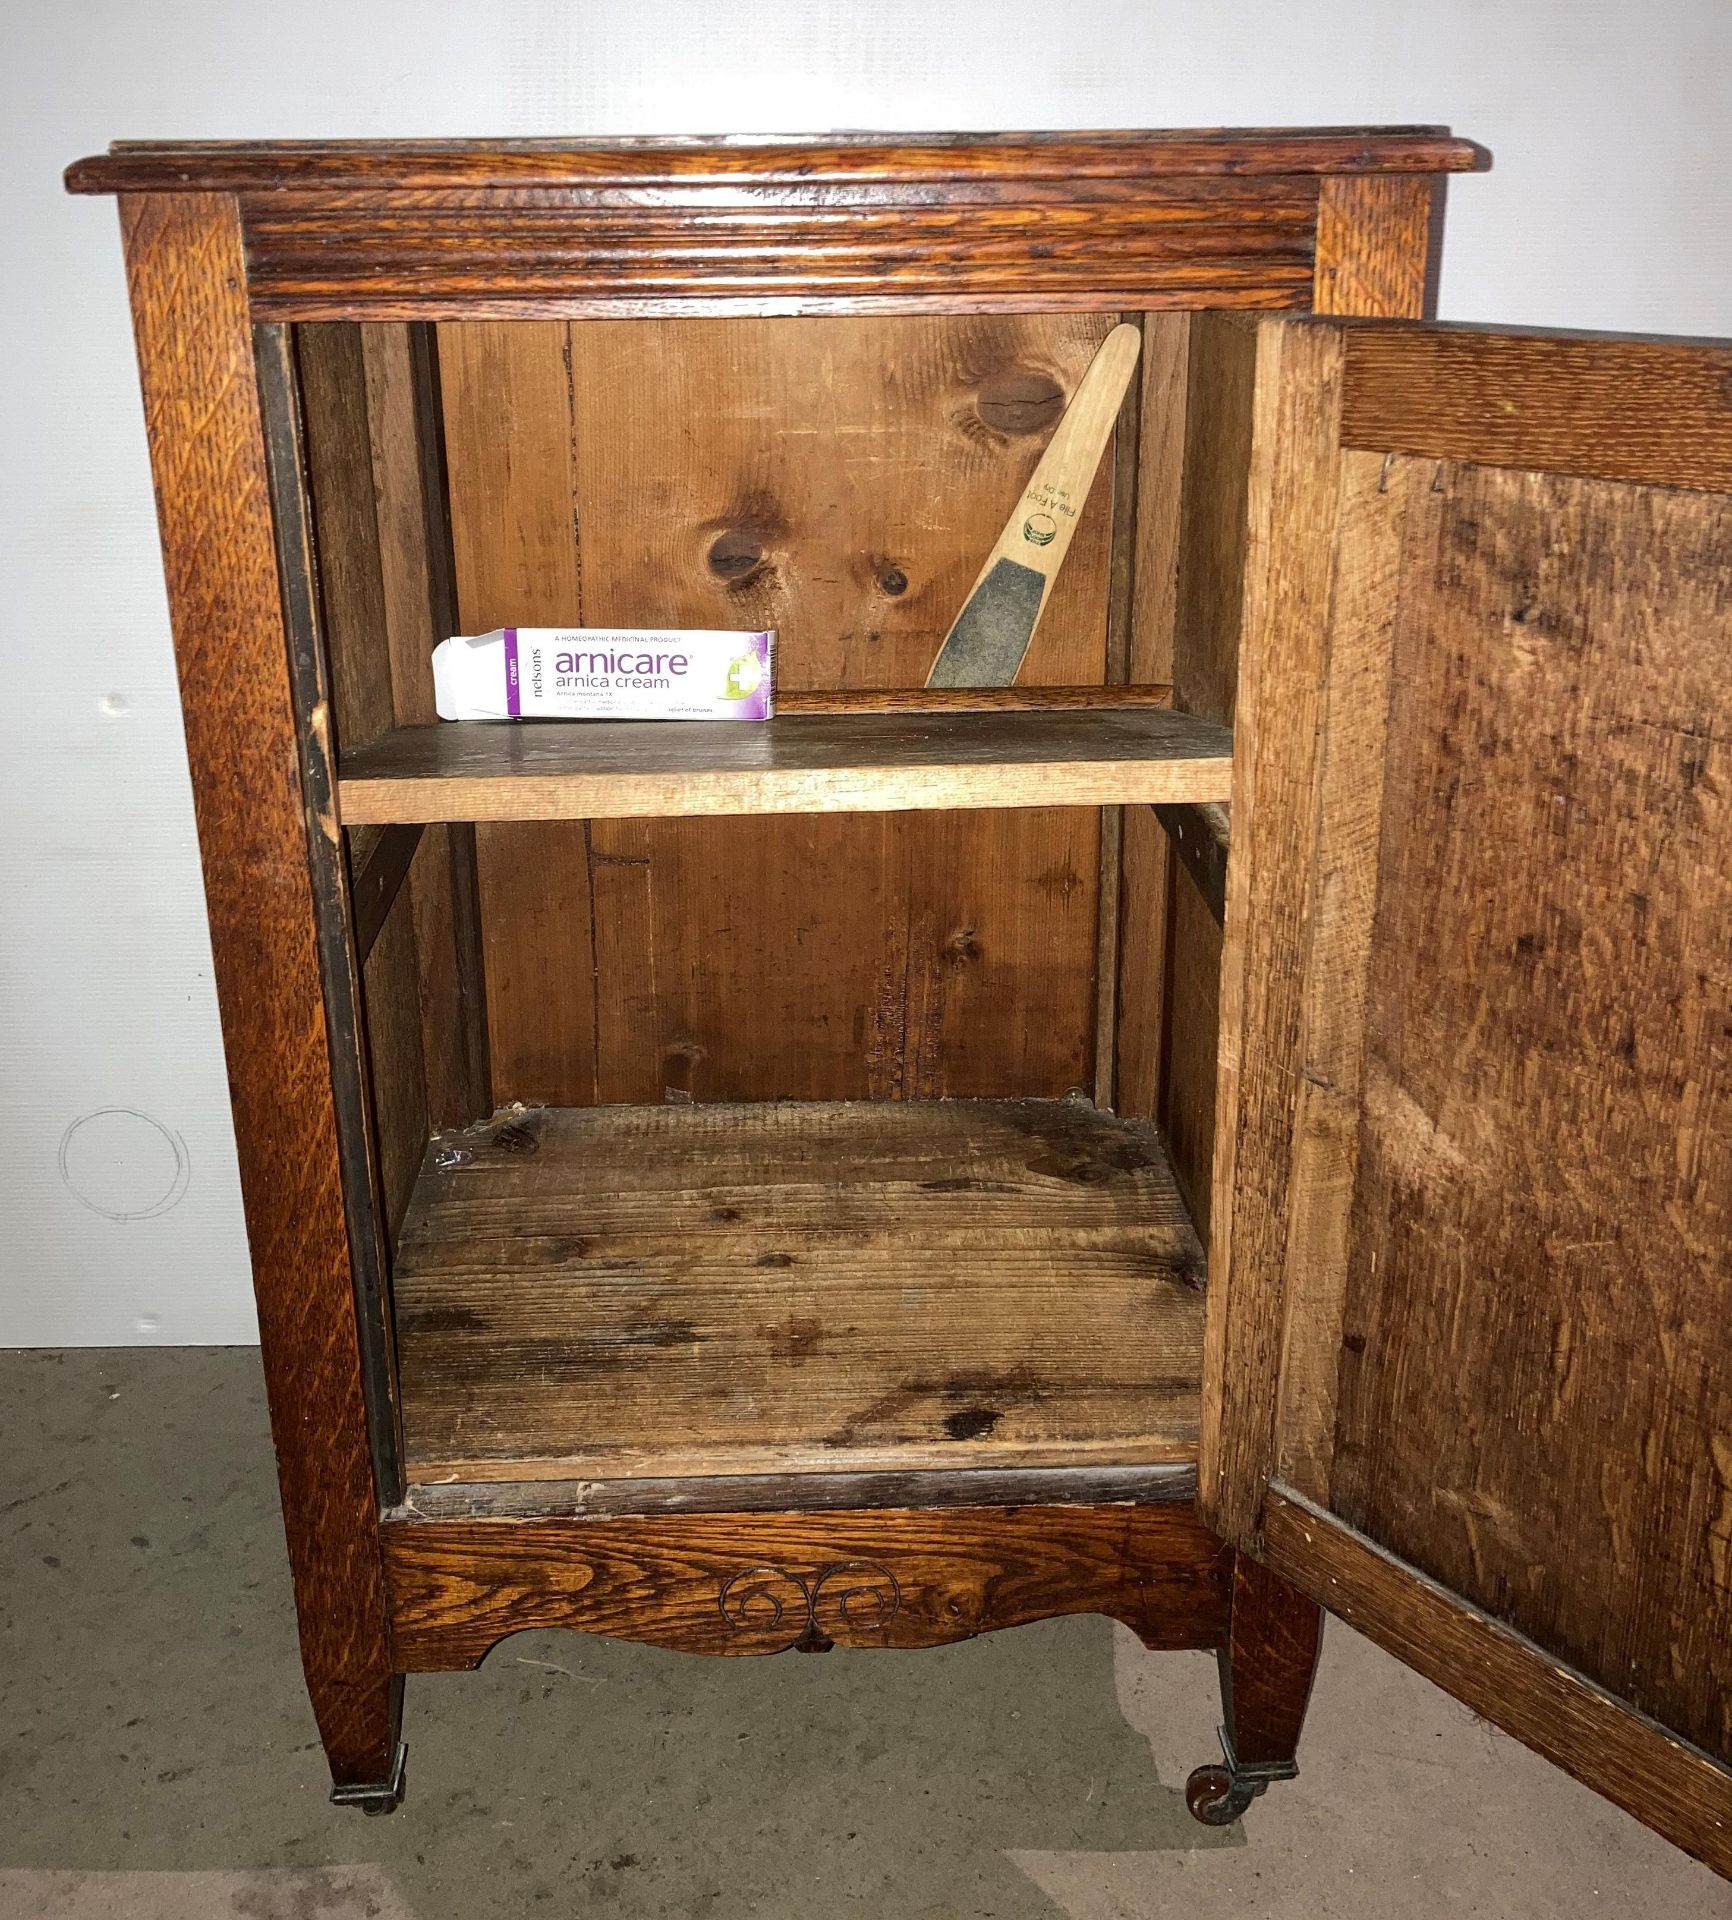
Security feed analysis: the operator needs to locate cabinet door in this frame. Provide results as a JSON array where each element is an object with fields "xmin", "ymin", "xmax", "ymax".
[{"xmin": 1200, "ymin": 316, "xmax": 1732, "ymax": 1872}]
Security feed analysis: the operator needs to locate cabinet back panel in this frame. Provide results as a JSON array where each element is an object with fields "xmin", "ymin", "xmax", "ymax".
[
  {"xmin": 1329, "ymin": 460, "xmax": 1732, "ymax": 1762},
  {"xmin": 438, "ymin": 315, "xmax": 1130, "ymax": 1106}
]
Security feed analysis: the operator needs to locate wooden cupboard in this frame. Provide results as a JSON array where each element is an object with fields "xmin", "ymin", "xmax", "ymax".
[{"xmin": 66, "ymin": 130, "xmax": 1731, "ymax": 1871}]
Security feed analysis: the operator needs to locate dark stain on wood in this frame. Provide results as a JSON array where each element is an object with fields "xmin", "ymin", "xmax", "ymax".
[{"xmin": 392, "ymin": 1098, "xmax": 1206, "ymax": 1483}]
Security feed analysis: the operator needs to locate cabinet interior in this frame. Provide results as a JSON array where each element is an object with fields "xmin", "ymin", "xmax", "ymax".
[{"xmin": 284, "ymin": 310, "xmax": 1253, "ymax": 1502}]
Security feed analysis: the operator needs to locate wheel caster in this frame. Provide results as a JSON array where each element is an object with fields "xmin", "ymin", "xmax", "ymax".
[
  {"xmin": 1185, "ymin": 1762, "xmax": 1256, "ymax": 1826},
  {"xmin": 330, "ymin": 1743, "xmax": 407, "ymax": 1815},
  {"xmin": 1184, "ymin": 1726, "xmax": 1298, "ymax": 1829}
]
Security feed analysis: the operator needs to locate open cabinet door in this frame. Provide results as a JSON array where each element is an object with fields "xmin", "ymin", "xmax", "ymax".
[{"xmin": 1198, "ymin": 315, "xmax": 1732, "ymax": 1872}]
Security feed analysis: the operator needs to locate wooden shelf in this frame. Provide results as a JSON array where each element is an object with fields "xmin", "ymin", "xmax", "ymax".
[
  {"xmin": 337, "ymin": 709, "xmax": 1233, "ymax": 825},
  {"xmin": 394, "ymin": 1098, "xmax": 1207, "ymax": 1486}
]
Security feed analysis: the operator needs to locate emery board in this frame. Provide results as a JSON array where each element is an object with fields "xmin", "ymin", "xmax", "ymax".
[{"xmin": 926, "ymin": 322, "xmax": 1141, "ymax": 688}]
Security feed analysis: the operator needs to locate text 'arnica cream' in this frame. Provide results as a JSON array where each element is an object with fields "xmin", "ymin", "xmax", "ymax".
[{"xmin": 433, "ymin": 628, "xmax": 775, "ymax": 721}]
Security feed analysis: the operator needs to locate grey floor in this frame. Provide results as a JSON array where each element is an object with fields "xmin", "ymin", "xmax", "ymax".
[{"xmin": 1, "ymin": 1350, "xmax": 1726, "ymax": 1919}]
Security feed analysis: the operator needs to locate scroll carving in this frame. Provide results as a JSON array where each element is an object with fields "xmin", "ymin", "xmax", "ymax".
[{"xmin": 718, "ymin": 1560, "xmax": 902, "ymax": 1652}]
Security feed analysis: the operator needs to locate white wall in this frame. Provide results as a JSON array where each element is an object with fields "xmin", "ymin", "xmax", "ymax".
[{"xmin": 4, "ymin": 0, "xmax": 1729, "ymax": 1345}]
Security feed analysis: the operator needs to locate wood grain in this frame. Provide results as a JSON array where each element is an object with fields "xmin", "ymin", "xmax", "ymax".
[
  {"xmin": 1194, "ymin": 176, "xmax": 1443, "ymax": 1542},
  {"xmin": 1160, "ymin": 314, "xmax": 1260, "ymax": 1224},
  {"xmin": 437, "ymin": 322, "xmax": 595, "ymax": 1108},
  {"xmin": 396, "ymin": 1461, "xmax": 1197, "ymax": 1520},
  {"xmin": 362, "ymin": 322, "xmax": 491, "ymax": 1132},
  {"xmin": 337, "ymin": 709, "xmax": 1233, "ymax": 825},
  {"xmin": 301, "ymin": 321, "xmax": 490, "ymax": 1223},
  {"xmin": 68, "ymin": 130, "xmax": 1480, "ymax": 330},
  {"xmin": 576, "ymin": 313, "xmax": 1117, "ymax": 1108},
  {"xmin": 779, "ymin": 684, "xmax": 1172, "ymax": 713},
  {"xmin": 1220, "ymin": 1550, "xmax": 1323, "ymax": 1768},
  {"xmin": 393, "ymin": 1099, "xmax": 1207, "ymax": 1483},
  {"xmin": 1199, "ymin": 317, "xmax": 1348, "ymax": 1545},
  {"xmin": 255, "ymin": 325, "xmax": 402, "ymax": 1492},
  {"xmin": 238, "ymin": 191, "xmax": 1317, "ymax": 315},
  {"xmin": 363, "ymin": 907, "xmax": 429, "ymax": 1245},
  {"xmin": 295, "ymin": 323, "xmax": 439, "ymax": 1237},
  {"xmin": 1270, "ymin": 451, "xmax": 1414, "ymax": 1500},
  {"xmin": 438, "ymin": 313, "xmax": 1128, "ymax": 1107},
  {"xmin": 1263, "ymin": 1489, "xmax": 1732, "ymax": 1881},
  {"xmin": 1160, "ymin": 864, "xmax": 1225, "ymax": 1240},
  {"xmin": 1154, "ymin": 802, "xmax": 1229, "ymax": 928},
  {"xmin": 1341, "ymin": 326, "xmax": 1732, "ymax": 490},
  {"xmin": 119, "ymin": 195, "xmax": 397, "ymax": 1788},
  {"xmin": 1171, "ymin": 315, "xmax": 1261, "ymax": 729},
  {"xmin": 1312, "ymin": 175, "xmax": 1441, "ymax": 319},
  {"xmin": 383, "ymin": 1502, "xmax": 1234, "ymax": 1668},
  {"xmin": 350, "ymin": 823, "xmax": 424, "ymax": 963},
  {"xmin": 70, "ymin": 128, "xmax": 1488, "ymax": 195},
  {"xmin": 1331, "ymin": 461, "xmax": 1732, "ymax": 1763},
  {"xmin": 1114, "ymin": 313, "xmax": 1192, "ymax": 1118}
]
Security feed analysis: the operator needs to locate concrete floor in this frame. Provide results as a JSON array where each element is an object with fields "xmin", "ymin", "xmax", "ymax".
[{"xmin": 1, "ymin": 1349, "xmax": 1726, "ymax": 1919}]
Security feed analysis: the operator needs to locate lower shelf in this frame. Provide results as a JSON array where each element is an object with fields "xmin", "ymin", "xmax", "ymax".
[{"xmin": 393, "ymin": 1097, "xmax": 1207, "ymax": 1486}]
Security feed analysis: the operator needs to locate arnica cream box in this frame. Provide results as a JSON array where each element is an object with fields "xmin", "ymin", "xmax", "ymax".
[{"xmin": 432, "ymin": 628, "xmax": 774, "ymax": 721}]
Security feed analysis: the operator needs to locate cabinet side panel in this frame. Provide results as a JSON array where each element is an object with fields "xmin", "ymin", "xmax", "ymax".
[
  {"xmin": 1114, "ymin": 313, "xmax": 1191, "ymax": 1118},
  {"xmin": 119, "ymin": 196, "xmax": 394, "ymax": 1774},
  {"xmin": 297, "ymin": 324, "xmax": 430, "ymax": 1239},
  {"xmin": 1331, "ymin": 463, "xmax": 1732, "ymax": 1764},
  {"xmin": 1160, "ymin": 314, "xmax": 1258, "ymax": 1220},
  {"xmin": 363, "ymin": 323, "xmax": 491, "ymax": 1133}
]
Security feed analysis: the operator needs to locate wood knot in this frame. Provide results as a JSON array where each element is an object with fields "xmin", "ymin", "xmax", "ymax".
[
  {"xmin": 707, "ymin": 530, "xmax": 766, "ymax": 580},
  {"xmin": 976, "ymin": 368, "xmax": 1065, "ymax": 437},
  {"xmin": 879, "ymin": 565, "xmax": 909, "ymax": 597},
  {"xmin": 944, "ymin": 1406, "xmax": 1002, "ymax": 1441},
  {"xmin": 943, "ymin": 927, "xmax": 982, "ymax": 968}
]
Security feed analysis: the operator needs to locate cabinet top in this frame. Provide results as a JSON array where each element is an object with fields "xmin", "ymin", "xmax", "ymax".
[{"xmin": 65, "ymin": 127, "xmax": 1487, "ymax": 196}]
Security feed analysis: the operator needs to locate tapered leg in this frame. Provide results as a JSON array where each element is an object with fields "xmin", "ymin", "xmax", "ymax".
[
  {"xmin": 1187, "ymin": 1551, "xmax": 1323, "ymax": 1826},
  {"xmin": 118, "ymin": 195, "xmax": 403, "ymax": 1821},
  {"xmin": 321, "ymin": 1670, "xmax": 408, "ymax": 1814}
]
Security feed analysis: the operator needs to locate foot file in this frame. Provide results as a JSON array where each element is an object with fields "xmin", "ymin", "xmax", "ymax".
[{"xmin": 926, "ymin": 322, "xmax": 1141, "ymax": 688}]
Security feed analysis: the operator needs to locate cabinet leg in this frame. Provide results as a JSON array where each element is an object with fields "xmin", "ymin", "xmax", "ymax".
[
  {"xmin": 319, "ymin": 1669, "xmax": 408, "ymax": 1815},
  {"xmin": 1186, "ymin": 1552, "xmax": 1322, "ymax": 1827}
]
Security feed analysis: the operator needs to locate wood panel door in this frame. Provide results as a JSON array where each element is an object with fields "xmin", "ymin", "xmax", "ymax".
[{"xmin": 1199, "ymin": 316, "xmax": 1732, "ymax": 1874}]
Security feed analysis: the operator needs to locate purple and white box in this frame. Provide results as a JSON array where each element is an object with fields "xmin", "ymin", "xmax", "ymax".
[{"xmin": 432, "ymin": 628, "xmax": 775, "ymax": 721}]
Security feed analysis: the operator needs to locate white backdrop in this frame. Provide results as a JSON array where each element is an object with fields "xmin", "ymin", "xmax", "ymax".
[{"xmin": 4, "ymin": 0, "xmax": 1729, "ymax": 1344}]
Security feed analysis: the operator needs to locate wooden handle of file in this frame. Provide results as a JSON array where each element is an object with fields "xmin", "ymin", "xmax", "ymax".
[{"xmin": 926, "ymin": 323, "xmax": 1141, "ymax": 688}]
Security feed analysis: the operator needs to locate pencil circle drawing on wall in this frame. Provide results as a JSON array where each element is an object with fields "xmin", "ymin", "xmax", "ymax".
[{"xmin": 58, "ymin": 1107, "xmax": 192, "ymax": 1221}]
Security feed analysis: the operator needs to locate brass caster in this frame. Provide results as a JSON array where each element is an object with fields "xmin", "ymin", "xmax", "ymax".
[
  {"xmin": 1185, "ymin": 1761, "xmax": 1256, "ymax": 1826},
  {"xmin": 1184, "ymin": 1727, "xmax": 1298, "ymax": 1829}
]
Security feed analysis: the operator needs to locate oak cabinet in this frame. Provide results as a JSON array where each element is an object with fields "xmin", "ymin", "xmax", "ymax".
[{"xmin": 67, "ymin": 131, "xmax": 1731, "ymax": 1871}]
